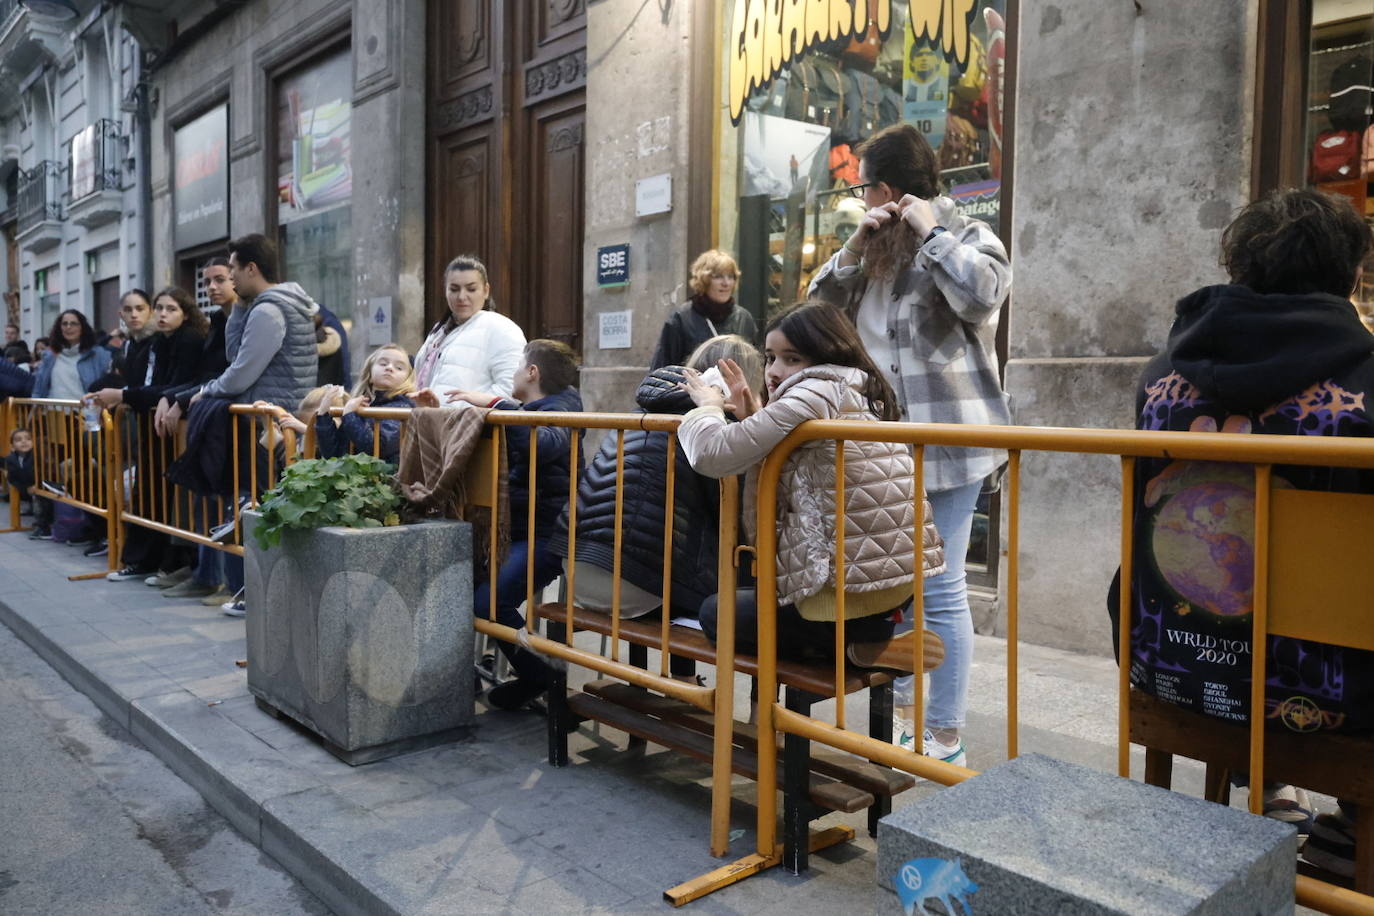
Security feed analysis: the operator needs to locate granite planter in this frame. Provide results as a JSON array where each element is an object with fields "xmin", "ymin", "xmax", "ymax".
[{"xmin": 242, "ymin": 510, "xmax": 475, "ymax": 765}]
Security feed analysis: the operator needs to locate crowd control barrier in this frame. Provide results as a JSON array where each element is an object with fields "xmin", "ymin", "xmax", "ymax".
[
  {"xmin": 5, "ymin": 397, "xmax": 119, "ymax": 578},
  {"xmin": 741, "ymin": 420, "xmax": 1374, "ymax": 914},
  {"xmin": 4, "ymin": 393, "xmax": 1372, "ymax": 912}
]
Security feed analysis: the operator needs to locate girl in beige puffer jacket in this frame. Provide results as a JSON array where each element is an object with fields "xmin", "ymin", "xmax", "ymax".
[{"xmin": 679, "ymin": 302, "xmax": 944, "ymax": 666}]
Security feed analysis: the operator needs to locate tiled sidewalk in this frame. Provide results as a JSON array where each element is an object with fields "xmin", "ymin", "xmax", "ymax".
[{"xmin": 0, "ymin": 523, "xmax": 1228, "ymax": 915}]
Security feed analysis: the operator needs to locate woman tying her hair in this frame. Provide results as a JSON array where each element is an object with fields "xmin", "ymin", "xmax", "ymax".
[{"xmin": 809, "ymin": 122, "xmax": 1012, "ymax": 768}]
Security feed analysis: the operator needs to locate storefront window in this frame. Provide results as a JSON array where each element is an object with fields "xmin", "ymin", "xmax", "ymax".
[
  {"xmin": 719, "ymin": 0, "xmax": 1009, "ymax": 318},
  {"xmin": 275, "ymin": 48, "xmax": 353, "ymax": 331},
  {"xmin": 718, "ymin": 1, "xmax": 1011, "ymax": 577},
  {"xmin": 1304, "ymin": 5, "xmax": 1374, "ymax": 328}
]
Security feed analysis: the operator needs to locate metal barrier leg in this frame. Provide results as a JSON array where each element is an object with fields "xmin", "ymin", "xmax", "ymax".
[
  {"xmin": 546, "ymin": 619, "xmax": 571, "ymax": 768},
  {"xmin": 867, "ymin": 681, "xmax": 895, "ymax": 837},
  {"xmin": 626, "ymin": 642, "xmax": 649, "ymax": 753},
  {"xmin": 782, "ymin": 686, "xmax": 817, "ymax": 875}
]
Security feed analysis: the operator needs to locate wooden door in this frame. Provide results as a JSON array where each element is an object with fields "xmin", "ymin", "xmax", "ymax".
[{"xmin": 427, "ymin": 1, "xmax": 585, "ymax": 349}]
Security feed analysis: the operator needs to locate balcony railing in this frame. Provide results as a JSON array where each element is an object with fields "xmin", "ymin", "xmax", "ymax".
[
  {"xmin": 67, "ymin": 119, "xmax": 124, "ymax": 202},
  {"xmin": 18, "ymin": 160, "xmax": 62, "ymax": 233}
]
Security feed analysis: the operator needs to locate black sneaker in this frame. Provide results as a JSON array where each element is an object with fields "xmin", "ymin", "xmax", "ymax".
[
  {"xmin": 485, "ymin": 678, "xmax": 547, "ymax": 711},
  {"xmin": 28, "ymin": 526, "xmax": 52, "ymax": 540},
  {"xmin": 1303, "ymin": 807, "xmax": 1357, "ymax": 879},
  {"xmin": 83, "ymin": 541, "xmax": 109, "ymax": 557},
  {"xmin": 107, "ymin": 566, "xmax": 152, "ymax": 582},
  {"xmin": 67, "ymin": 535, "xmax": 97, "ymax": 548}
]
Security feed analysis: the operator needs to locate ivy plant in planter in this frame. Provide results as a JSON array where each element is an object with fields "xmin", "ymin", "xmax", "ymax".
[
  {"xmin": 243, "ymin": 452, "xmax": 476, "ymax": 764},
  {"xmin": 253, "ymin": 453, "xmax": 402, "ymax": 549}
]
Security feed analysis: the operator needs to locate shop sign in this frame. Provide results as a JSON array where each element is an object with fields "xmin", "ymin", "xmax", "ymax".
[
  {"xmin": 949, "ymin": 178, "xmax": 999, "ymax": 228},
  {"xmin": 367, "ymin": 296, "xmax": 392, "ymax": 346},
  {"xmin": 596, "ymin": 244, "xmax": 631, "ymax": 287},
  {"xmin": 598, "ymin": 310, "xmax": 632, "ymax": 349},
  {"xmin": 70, "ymin": 124, "xmax": 98, "ymax": 201},
  {"xmin": 727, "ymin": 0, "xmax": 981, "ymax": 125},
  {"xmin": 173, "ymin": 105, "xmax": 229, "ymax": 250},
  {"xmin": 728, "ymin": 0, "xmax": 893, "ymax": 124}
]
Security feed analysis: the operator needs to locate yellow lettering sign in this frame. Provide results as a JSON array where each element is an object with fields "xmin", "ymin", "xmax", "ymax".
[
  {"xmin": 727, "ymin": 0, "xmax": 895, "ymax": 124},
  {"xmin": 908, "ymin": 0, "xmax": 978, "ymax": 70}
]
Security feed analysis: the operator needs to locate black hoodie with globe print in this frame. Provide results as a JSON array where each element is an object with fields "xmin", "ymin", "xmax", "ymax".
[{"xmin": 1109, "ymin": 283, "xmax": 1374, "ymax": 734}]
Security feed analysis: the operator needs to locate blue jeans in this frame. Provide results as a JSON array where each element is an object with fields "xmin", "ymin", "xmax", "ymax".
[
  {"xmin": 474, "ymin": 538, "xmax": 563, "ymax": 684},
  {"xmin": 895, "ymin": 480, "xmax": 981, "ymax": 731},
  {"xmin": 224, "ymin": 552, "xmax": 243, "ymax": 595}
]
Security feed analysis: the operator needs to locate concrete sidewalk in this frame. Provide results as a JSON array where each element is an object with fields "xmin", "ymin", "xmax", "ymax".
[{"xmin": 0, "ymin": 525, "xmax": 1247, "ymax": 915}]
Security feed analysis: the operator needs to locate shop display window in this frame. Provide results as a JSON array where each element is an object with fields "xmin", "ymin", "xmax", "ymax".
[
  {"xmin": 1304, "ymin": 5, "xmax": 1374, "ymax": 327},
  {"xmin": 719, "ymin": 0, "xmax": 1009, "ymax": 319},
  {"xmin": 716, "ymin": 1, "xmax": 1013, "ymax": 579},
  {"xmin": 275, "ymin": 48, "xmax": 353, "ymax": 334}
]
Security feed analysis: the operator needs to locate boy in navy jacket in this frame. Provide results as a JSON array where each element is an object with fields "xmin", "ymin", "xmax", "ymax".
[{"xmin": 446, "ymin": 340, "xmax": 583, "ymax": 710}]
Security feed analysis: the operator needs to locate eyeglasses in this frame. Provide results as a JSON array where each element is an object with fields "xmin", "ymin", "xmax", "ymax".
[
  {"xmin": 846, "ymin": 183, "xmax": 873, "ymax": 198},
  {"xmin": 60, "ymin": 320, "xmax": 81, "ymax": 327}
]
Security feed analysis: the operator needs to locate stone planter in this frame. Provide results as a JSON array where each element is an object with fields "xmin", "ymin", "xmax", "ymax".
[{"xmin": 242, "ymin": 510, "xmax": 474, "ymax": 765}]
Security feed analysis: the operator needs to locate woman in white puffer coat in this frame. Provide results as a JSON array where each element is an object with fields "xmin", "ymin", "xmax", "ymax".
[
  {"xmin": 413, "ymin": 255, "xmax": 527, "ymax": 404},
  {"xmin": 678, "ymin": 301, "xmax": 944, "ymax": 668}
]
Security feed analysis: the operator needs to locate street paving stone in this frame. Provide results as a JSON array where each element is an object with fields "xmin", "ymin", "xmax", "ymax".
[{"xmin": 0, "ymin": 525, "xmax": 1316, "ymax": 914}]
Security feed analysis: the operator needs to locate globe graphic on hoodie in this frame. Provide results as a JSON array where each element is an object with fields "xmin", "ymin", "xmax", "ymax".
[{"xmin": 1146, "ymin": 463, "xmax": 1289, "ymax": 619}]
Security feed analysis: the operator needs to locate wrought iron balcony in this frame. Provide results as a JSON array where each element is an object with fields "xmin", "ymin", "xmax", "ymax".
[
  {"xmin": 67, "ymin": 119, "xmax": 124, "ymax": 228},
  {"xmin": 17, "ymin": 160, "xmax": 63, "ymax": 251}
]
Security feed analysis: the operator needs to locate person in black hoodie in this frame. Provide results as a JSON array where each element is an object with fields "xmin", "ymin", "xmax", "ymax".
[
  {"xmin": 551, "ymin": 335, "xmax": 762, "ymax": 649},
  {"xmin": 94, "ymin": 288, "xmax": 208, "ymax": 581},
  {"xmin": 444, "ymin": 339, "xmax": 584, "ymax": 710},
  {"xmin": 1109, "ymin": 188, "xmax": 1373, "ymax": 868}
]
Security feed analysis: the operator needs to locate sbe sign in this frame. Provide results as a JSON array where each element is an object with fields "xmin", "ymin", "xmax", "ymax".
[{"xmin": 726, "ymin": 0, "xmax": 979, "ymax": 124}]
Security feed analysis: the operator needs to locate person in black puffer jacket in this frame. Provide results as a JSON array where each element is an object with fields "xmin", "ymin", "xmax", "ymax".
[{"xmin": 551, "ymin": 335, "xmax": 763, "ymax": 631}]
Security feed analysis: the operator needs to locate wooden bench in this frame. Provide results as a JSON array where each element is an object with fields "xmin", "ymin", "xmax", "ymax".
[
  {"xmin": 1131, "ymin": 689, "xmax": 1374, "ymax": 892},
  {"xmin": 531, "ymin": 602, "xmax": 943, "ymax": 864}
]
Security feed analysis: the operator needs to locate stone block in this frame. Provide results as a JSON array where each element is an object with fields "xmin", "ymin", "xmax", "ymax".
[
  {"xmin": 243, "ymin": 511, "xmax": 475, "ymax": 764},
  {"xmin": 876, "ymin": 753, "xmax": 1295, "ymax": 915}
]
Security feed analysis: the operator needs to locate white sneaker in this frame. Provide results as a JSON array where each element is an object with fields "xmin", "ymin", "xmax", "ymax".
[
  {"xmin": 893, "ymin": 713, "xmax": 917, "ymax": 751},
  {"xmin": 920, "ymin": 729, "xmax": 967, "ymax": 768}
]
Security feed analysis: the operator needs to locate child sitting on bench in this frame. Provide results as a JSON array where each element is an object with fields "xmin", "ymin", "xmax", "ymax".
[{"xmin": 447, "ymin": 339, "xmax": 584, "ymax": 711}]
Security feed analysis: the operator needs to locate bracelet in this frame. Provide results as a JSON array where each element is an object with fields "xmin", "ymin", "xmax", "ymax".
[
  {"xmin": 842, "ymin": 240, "xmax": 864, "ymax": 258},
  {"xmin": 486, "ymin": 396, "xmax": 504, "ymax": 409}
]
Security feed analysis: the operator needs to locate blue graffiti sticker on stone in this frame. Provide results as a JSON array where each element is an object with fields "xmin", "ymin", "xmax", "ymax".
[{"xmin": 894, "ymin": 857, "xmax": 979, "ymax": 916}]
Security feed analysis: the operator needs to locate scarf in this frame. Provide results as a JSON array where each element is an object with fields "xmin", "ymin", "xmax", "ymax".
[{"xmin": 690, "ymin": 293, "xmax": 734, "ymax": 325}]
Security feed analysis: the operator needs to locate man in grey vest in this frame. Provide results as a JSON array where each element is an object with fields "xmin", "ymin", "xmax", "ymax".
[{"xmin": 192, "ymin": 233, "xmax": 319, "ymax": 410}]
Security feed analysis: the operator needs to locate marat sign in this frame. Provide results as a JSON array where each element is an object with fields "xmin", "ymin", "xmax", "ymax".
[{"xmin": 727, "ymin": 0, "xmax": 979, "ymax": 124}]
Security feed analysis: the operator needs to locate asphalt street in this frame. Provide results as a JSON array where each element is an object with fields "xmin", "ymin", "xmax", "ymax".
[{"xmin": 0, "ymin": 621, "xmax": 331, "ymax": 916}]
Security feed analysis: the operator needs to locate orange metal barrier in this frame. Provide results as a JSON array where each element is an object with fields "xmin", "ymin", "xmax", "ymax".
[
  {"xmin": 7, "ymin": 397, "xmax": 119, "ymax": 578},
  {"xmin": 475, "ymin": 409, "xmax": 742, "ymax": 882},
  {"xmin": 105, "ymin": 402, "xmax": 296, "ymax": 557},
  {"xmin": 743, "ymin": 419, "xmax": 1374, "ymax": 914}
]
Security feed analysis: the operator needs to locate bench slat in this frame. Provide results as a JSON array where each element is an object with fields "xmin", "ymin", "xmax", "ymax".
[
  {"xmin": 534, "ymin": 603, "xmax": 938, "ymax": 697},
  {"xmin": 584, "ymin": 680, "xmax": 916, "ymax": 798},
  {"xmin": 566, "ymin": 692, "xmax": 875, "ymax": 814}
]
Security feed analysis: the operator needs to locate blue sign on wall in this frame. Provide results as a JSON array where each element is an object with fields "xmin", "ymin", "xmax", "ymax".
[{"xmin": 596, "ymin": 244, "xmax": 630, "ymax": 287}]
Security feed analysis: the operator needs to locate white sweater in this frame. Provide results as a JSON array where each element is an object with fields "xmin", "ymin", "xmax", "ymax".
[{"xmin": 413, "ymin": 309, "xmax": 527, "ymax": 401}]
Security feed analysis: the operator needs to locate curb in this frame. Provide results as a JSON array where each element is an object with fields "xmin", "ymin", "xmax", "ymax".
[{"xmin": 0, "ymin": 594, "xmax": 399, "ymax": 916}]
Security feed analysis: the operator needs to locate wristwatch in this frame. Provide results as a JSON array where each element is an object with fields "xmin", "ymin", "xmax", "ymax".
[{"xmin": 924, "ymin": 226, "xmax": 948, "ymax": 245}]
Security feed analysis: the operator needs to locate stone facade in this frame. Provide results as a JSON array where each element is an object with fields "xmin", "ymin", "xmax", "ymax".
[
  {"xmin": 141, "ymin": 0, "xmax": 426, "ymax": 373},
  {"xmin": 1001, "ymin": 0, "xmax": 1255, "ymax": 654}
]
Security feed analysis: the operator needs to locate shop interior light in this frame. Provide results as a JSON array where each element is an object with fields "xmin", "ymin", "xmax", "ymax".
[
  {"xmin": 21, "ymin": 0, "xmax": 79, "ymax": 20},
  {"xmin": 802, "ymin": 242, "xmax": 815, "ymax": 255}
]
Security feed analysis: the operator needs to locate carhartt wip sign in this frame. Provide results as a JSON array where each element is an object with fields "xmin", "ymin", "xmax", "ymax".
[{"xmin": 173, "ymin": 105, "xmax": 228, "ymax": 251}]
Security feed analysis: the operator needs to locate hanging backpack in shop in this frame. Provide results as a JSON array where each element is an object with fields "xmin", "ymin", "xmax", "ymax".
[
  {"xmin": 842, "ymin": 69, "xmax": 884, "ymax": 143},
  {"xmin": 749, "ymin": 67, "xmax": 789, "ymax": 118},
  {"xmin": 1362, "ymin": 123, "xmax": 1374, "ymax": 178},
  {"xmin": 1329, "ymin": 58, "xmax": 1374, "ymax": 133},
  {"xmin": 1312, "ymin": 129, "xmax": 1362, "ymax": 182},
  {"xmin": 808, "ymin": 57, "xmax": 847, "ymax": 136}
]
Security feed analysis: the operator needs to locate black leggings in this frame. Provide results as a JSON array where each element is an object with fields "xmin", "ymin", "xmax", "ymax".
[{"xmin": 699, "ymin": 588, "xmax": 897, "ymax": 663}]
